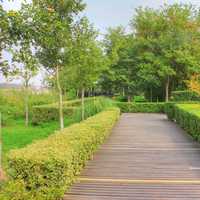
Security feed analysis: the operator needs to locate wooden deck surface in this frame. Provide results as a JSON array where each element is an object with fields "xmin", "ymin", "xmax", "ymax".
[{"xmin": 64, "ymin": 113, "xmax": 200, "ymax": 200}]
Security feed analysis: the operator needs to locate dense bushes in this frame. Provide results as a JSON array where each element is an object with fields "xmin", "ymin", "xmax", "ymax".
[
  {"xmin": 116, "ymin": 102, "xmax": 165, "ymax": 113},
  {"xmin": 6, "ymin": 108, "xmax": 120, "ymax": 200},
  {"xmin": 170, "ymin": 90, "xmax": 200, "ymax": 101},
  {"xmin": 32, "ymin": 106, "xmax": 75, "ymax": 124},
  {"xmin": 32, "ymin": 97, "xmax": 113, "ymax": 124},
  {"xmin": 165, "ymin": 103, "xmax": 200, "ymax": 141}
]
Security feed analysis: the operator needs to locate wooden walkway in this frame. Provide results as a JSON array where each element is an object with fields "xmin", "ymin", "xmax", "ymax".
[{"xmin": 64, "ymin": 113, "xmax": 200, "ymax": 200}]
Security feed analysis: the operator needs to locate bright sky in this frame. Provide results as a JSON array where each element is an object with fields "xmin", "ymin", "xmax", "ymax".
[{"xmin": 1, "ymin": 0, "xmax": 200, "ymax": 86}]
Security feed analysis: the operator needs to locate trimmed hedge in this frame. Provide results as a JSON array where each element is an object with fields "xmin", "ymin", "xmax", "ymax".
[
  {"xmin": 32, "ymin": 106, "xmax": 75, "ymax": 125},
  {"xmin": 32, "ymin": 97, "xmax": 96, "ymax": 124},
  {"xmin": 171, "ymin": 90, "xmax": 200, "ymax": 101},
  {"xmin": 7, "ymin": 108, "xmax": 120, "ymax": 200},
  {"xmin": 165, "ymin": 103, "xmax": 200, "ymax": 141},
  {"xmin": 116, "ymin": 102, "xmax": 165, "ymax": 113}
]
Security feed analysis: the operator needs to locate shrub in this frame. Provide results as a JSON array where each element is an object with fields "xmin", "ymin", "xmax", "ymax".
[
  {"xmin": 72, "ymin": 97, "xmax": 114, "ymax": 122},
  {"xmin": 133, "ymin": 95, "xmax": 146, "ymax": 103},
  {"xmin": 32, "ymin": 97, "xmax": 113, "ymax": 124},
  {"xmin": 114, "ymin": 95, "xmax": 127, "ymax": 102},
  {"xmin": 165, "ymin": 103, "xmax": 200, "ymax": 141},
  {"xmin": 170, "ymin": 90, "xmax": 200, "ymax": 101},
  {"xmin": 7, "ymin": 108, "xmax": 120, "ymax": 200},
  {"xmin": 116, "ymin": 102, "xmax": 165, "ymax": 113},
  {"xmin": 0, "ymin": 181, "xmax": 35, "ymax": 200},
  {"xmin": 32, "ymin": 106, "xmax": 76, "ymax": 125}
]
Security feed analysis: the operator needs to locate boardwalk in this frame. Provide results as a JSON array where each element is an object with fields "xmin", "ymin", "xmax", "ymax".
[{"xmin": 64, "ymin": 113, "xmax": 200, "ymax": 200}]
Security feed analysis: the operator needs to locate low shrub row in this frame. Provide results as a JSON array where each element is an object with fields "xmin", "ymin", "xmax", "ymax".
[
  {"xmin": 32, "ymin": 106, "xmax": 75, "ymax": 125},
  {"xmin": 165, "ymin": 103, "xmax": 200, "ymax": 141},
  {"xmin": 32, "ymin": 97, "xmax": 113, "ymax": 124},
  {"xmin": 116, "ymin": 102, "xmax": 165, "ymax": 113},
  {"xmin": 170, "ymin": 90, "xmax": 200, "ymax": 101},
  {"xmin": 6, "ymin": 108, "xmax": 120, "ymax": 200}
]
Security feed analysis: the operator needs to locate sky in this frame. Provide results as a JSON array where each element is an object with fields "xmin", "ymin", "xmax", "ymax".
[{"xmin": 1, "ymin": 0, "xmax": 200, "ymax": 86}]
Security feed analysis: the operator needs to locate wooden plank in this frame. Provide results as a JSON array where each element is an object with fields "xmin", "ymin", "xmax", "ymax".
[{"xmin": 64, "ymin": 113, "xmax": 200, "ymax": 199}]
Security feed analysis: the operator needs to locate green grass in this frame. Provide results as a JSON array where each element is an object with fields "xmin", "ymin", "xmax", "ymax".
[
  {"xmin": 177, "ymin": 104, "xmax": 200, "ymax": 117},
  {"xmin": 2, "ymin": 118, "xmax": 75, "ymax": 155}
]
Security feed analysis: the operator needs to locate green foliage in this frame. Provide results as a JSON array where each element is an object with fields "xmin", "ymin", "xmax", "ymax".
[
  {"xmin": 171, "ymin": 90, "xmax": 200, "ymax": 101},
  {"xmin": 2, "ymin": 119, "xmax": 62, "ymax": 154},
  {"xmin": 116, "ymin": 102, "xmax": 164, "ymax": 113},
  {"xmin": 0, "ymin": 181, "xmax": 35, "ymax": 200},
  {"xmin": 7, "ymin": 108, "xmax": 120, "ymax": 200},
  {"xmin": 72, "ymin": 97, "xmax": 114, "ymax": 122},
  {"xmin": 32, "ymin": 97, "xmax": 113, "ymax": 124},
  {"xmin": 133, "ymin": 95, "xmax": 146, "ymax": 103},
  {"xmin": 0, "ymin": 89, "xmax": 59, "ymax": 124},
  {"xmin": 165, "ymin": 104, "xmax": 200, "ymax": 141},
  {"xmin": 101, "ymin": 27, "xmax": 138, "ymax": 98},
  {"xmin": 32, "ymin": 106, "xmax": 75, "ymax": 125},
  {"xmin": 114, "ymin": 95, "xmax": 127, "ymax": 102}
]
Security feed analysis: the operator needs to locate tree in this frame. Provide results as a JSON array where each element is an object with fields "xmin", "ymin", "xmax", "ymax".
[
  {"xmin": 0, "ymin": 6, "xmax": 39, "ymax": 126},
  {"xmin": 0, "ymin": 5, "xmax": 9, "ymax": 73},
  {"xmin": 187, "ymin": 74, "xmax": 200, "ymax": 95},
  {"xmin": 68, "ymin": 17, "xmax": 105, "ymax": 120},
  {"xmin": 102, "ymin": 27, "xmax": 139, "ymax": 101},
  {"xmin": 9, "ymin": 45, "xmax": 38, "ymax": 126},
  {"xmin": 131, "ymin": 4, "xmax": 200, "ymax": 101},
  {"xmin": 28, "ymin": 0, "xmax": 85, "ymax": 129}
]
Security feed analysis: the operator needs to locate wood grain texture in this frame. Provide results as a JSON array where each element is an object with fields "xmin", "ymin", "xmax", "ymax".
[{"xmin": 64, "ymin": 113, "xmax": 200, "ymax": 200}]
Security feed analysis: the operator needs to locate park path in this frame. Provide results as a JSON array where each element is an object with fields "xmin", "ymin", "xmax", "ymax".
[{"xmin": 64, "ymin": 113, "xmax": 200, "ymax": 200}]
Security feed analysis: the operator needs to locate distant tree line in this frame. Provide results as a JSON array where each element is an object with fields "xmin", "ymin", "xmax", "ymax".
[{"xmin": 1, "ymin": 1, "xmax": 200, "ymax": 129}]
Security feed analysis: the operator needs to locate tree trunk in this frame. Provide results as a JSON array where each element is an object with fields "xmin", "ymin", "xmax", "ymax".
[
  {"xmin": 128, "ymin": 95, "xmax": 131, "ymax": 102},
  {"xmin": 56, "ymin": 66, "xmax": 64, "ymax": 130},
  {"xmin": 81, "ymin": 88, "xmax": 85, "ymax": 121},
  {"xmin": 25, "ymin": 80, "xmax": 29, "ymax": 127},
  {"xmin": 76, "ymin": 89, "xmax": 79, "ymax": 98},
  {"xmin": 150, "ymin": 87, "xmax": 153, "ymax": 102},
  {"xmin": 122, "ymin": 88, "xmax": 125, "ymax": 97},
  {"xmin": 165, "ymin": 76, "xmax": 170, "ymax": 102}
]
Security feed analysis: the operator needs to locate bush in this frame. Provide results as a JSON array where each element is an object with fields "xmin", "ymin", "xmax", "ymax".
[
  {"xmin": 170, "ymin": 90, "xmax": 200, "ymax": 101},
  {"xmin": 72, "ymin": 97, "xmax": 114, "ymax": 122},
  {"xmin": 32, "ymin": 106, "xmax": 76, "ymax": 125},
  {"xmin": 116, "ymin": 102, "xmax": 165, "ymax": 113},
  {"xmin": 7, "ymin": 108, "xmax": 120, "ymax": 200},
  {"xmin": 32, "ymin": 97, "xmax": 113, "ymax": 124},
  {"xmin": 165, "ymin": 103, "xmax": 200, "ymax": 141},
  {"xmin": 133, "ymin": 95, "xmax": 146, "ymax": 103},
  {"xmin": 114, "ymin": 95, "xmax": 127, "ymax": 102},
  {"xmin": 0, "ymin": 181, "xmax": 35, "ymax": 200}
]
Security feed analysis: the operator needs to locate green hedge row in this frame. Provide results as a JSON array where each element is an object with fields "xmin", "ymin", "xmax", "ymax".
[
  {"xmin": 171, "ymin": 90, "xmax": 200, "ymax": 101},
  {"xmin": 32, "ymin": 106, "xmax": 75, "ymax": 125},
  {"xmin": 116, "ymin": 102, "xmax": 165, "ymax": 113},
  {"xmin": 32, "ymin": 97, "xmax": 96, "ymax": 124},
  {"xmin": 165, "ymin": 103, "xmax": 200, "ymax": 141},
  {"xmin": 6, "ymin": 108, "xmax": 120, "ymax": 200}
]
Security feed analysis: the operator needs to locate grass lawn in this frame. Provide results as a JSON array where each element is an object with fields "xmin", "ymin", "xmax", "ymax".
[
  {"xmin": 177, "ymin": 104, "xmax": 200, "ymax": 117},
  {"xmin": 2, "ymin": 117, "xmax": 75, "ymax": 164}
]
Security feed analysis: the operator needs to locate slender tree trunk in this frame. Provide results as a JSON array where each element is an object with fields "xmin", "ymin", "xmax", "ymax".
[
  {"xmin": 56, "ymin": 66, "xmax": 64, "ymax": 130},
  {"xmin": 76, "ymin": 89, "xmax": 79, "ymax": 98},
  {"xmin": 128, "ymin": 95, "xmax": 131, "ymax": 102},
  {"xmin": 81, "ymin": 88, "xmax": 85, "ymax": 121},
  {"xmin": 122, "ymin": 88, "xmax": 125, "ymax": 97},
  {"xmin": 165, "ymin": 76, "xmax": 170, "ymax": 102},
  {"xmin": 150, "ymin": 87, "xmax": 153, "ymax": 102},
  {"xmin": 25, "ymin": 80, "xmax": 29, "ymax": 127}
]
